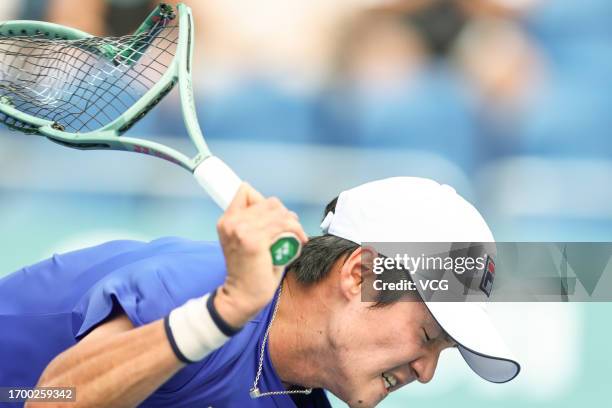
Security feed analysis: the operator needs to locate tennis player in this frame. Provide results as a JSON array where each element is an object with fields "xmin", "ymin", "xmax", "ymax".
[{"xmin": 0, "ymin": 177, "xmax": 520, "ymax": 408}]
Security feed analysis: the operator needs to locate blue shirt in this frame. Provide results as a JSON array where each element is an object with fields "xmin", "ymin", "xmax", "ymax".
[{"xmin": 0, "ymin": 237, "xmax": 331, "ymax": 408}]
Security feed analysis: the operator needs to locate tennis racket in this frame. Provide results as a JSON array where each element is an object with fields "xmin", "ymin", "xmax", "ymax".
[{"xmin": 0, "ymin": 3, "xmax": 301, "ymax": 266}]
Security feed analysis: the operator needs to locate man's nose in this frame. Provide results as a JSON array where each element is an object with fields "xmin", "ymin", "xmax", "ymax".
[{"xmin": 411, "ymin": 350, "xmax": 441, "ymax": 384}]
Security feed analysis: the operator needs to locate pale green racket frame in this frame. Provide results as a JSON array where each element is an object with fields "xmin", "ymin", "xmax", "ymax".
[{"xmin": 0, "ymin": 4, "xmax": 301, "ymax": 266}]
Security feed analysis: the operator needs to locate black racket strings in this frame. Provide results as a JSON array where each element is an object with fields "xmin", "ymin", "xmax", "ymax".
[{"xmin": 0, "ymin": 18, "xmax": 179, "ymax": 133}]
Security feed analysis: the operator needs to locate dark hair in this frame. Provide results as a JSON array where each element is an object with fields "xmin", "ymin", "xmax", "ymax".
[{"xmin": 289, "ymin": 197, "xmax": 359, "ymax": 284}]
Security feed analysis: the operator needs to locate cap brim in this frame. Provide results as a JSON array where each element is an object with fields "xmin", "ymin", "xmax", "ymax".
[{"xmin": 425, "ymin": 301, "xmax": 521, "ymax": 383}]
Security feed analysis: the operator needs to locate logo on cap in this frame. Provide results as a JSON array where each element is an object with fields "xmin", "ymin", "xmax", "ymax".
[{"xmin": 479, "ymin": 255, "xmax": 495, "ymax": 297}]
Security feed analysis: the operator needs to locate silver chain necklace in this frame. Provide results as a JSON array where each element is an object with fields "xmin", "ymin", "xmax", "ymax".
[{"xmin": 249, "ymin": 282, "xmax": 313, "ymax": 399}]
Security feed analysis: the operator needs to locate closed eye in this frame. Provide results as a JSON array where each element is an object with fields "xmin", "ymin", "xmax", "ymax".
[{"xmin": 422, "ymin": 328, "xmax": 431, "ymax": 342}]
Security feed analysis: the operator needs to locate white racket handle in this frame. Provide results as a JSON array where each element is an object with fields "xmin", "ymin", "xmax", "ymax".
[
  {"xmin": 194, "ymin": 156, "xmax": 241, "ymax": 210},
  {"xmin": 193, "ymin": 156, "xmax": 302, "ymax": 266}
]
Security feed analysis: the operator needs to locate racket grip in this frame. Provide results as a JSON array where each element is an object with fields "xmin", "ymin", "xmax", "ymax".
[{"xmin": 194, "ymin": 157, "xmax": 302, "ymax": 266}]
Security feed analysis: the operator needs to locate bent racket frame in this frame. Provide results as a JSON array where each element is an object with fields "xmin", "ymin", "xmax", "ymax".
[{"xmin": 0, "ymin": 3, "xmax": 301, "ymax": 266}]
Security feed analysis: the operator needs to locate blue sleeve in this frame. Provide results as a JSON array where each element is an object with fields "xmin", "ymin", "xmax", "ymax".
[
  {"xmin": 72, "ymin": 238, "xmax": 227, "ymax": 339},
  {"xmin": 0, "ymin": 237, "xmax": 227, "ymax": 393},
  {"xmin": 69, "ymin": 238, "xmax": 229, "ymax": 394},
  {"xmin": 0, "ymin": 239, "xmax": 146, "ymax": 315}
]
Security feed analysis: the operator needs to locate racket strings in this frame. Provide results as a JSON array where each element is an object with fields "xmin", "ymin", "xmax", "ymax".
[{"xmin": 0, "ymin": 18, "xmax": 179, "ymax": 133}]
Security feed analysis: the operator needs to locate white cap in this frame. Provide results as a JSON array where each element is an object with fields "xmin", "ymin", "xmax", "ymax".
[{"xmin": 320, "ymin": 177, "xmax": 521, "ymax": 383}]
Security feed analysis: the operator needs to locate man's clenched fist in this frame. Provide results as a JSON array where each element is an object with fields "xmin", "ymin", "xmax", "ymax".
[{"xmin": 213, "ymin": 183, "xmax": 308, "ymax": 329}]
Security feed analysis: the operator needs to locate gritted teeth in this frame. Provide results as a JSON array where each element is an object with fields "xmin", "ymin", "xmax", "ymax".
[{"xmin": 382, "ymin": 372, "xmax": 398, "ymax": 389}]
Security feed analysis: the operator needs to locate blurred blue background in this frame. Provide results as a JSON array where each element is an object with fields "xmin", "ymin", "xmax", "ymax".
[{"xmin": 1, "ymin": 0, "xmax": 611, "ymax": 406}]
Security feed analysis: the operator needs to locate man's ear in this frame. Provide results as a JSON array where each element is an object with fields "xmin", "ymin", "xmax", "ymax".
[{"xmin": 338, "ymin": 246, "xmax": 379, "ymax": 301}]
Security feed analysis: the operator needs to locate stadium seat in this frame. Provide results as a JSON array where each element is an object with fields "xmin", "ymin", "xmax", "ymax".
[{"xmin": 475, "ymin": 156, "xmax": 612, "ymax": 241}]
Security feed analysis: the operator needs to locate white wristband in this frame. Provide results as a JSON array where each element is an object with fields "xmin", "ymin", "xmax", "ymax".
[{"xmin": 165, "ymin": 293, "xmax": 229, "ymax": 363}]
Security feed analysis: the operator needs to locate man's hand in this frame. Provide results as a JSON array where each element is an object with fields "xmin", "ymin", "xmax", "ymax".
[{"xmin": 214, "ymin": 183, "xmax": 308, "ymax": 329}]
